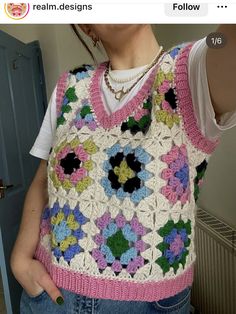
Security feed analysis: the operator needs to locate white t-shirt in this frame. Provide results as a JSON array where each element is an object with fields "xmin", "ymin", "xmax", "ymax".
[{"xmin": 30, "ymin": 38, "xmax": 236, "ymax": 160}]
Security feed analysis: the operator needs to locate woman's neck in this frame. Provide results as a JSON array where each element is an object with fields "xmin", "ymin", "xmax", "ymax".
[{"xmin": 102, "ymin": 26, "xmax": 161, "ymax": 70}]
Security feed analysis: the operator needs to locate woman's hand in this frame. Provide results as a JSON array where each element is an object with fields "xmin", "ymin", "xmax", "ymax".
[
  {"xmin": 11, "ymin": 256, "xmax": 64, "ymax": 304},
  {"xmin": 10, "ymin": 160, "xmax": 64, "ymax": 304}
]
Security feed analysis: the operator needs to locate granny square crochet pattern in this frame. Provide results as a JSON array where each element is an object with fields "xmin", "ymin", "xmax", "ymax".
[
  {"xmin": 101, "ymin": 143, "xmax": 153, "ymax": 204},
  {"xmin": 92, "ymin": 212, "xmax": 148, "ymax": 275},
  {"xmin": 34, "ymin": 43, "xmax": 220, "ymax": 302}
]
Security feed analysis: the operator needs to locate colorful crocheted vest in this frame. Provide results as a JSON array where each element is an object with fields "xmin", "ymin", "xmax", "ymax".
[{"xmin": 34, "ymin": 43, "xmax": 219, "ymax": 302}]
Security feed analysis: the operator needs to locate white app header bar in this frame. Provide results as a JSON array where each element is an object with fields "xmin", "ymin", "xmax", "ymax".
[{"xmin": 0, "ymin": 1, "xmax": 234, "ymax": 23}]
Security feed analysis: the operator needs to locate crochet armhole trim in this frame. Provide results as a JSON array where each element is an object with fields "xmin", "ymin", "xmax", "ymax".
[
  {"xmin": 56, "ymin": 71, "xmax": 70, "ymax": 117},
  {"xmin": 174, "ymin": 44, "xmax": 220, "ymax": 154}
]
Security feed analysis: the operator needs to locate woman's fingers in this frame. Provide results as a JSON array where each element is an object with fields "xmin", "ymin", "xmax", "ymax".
[
  {"xmin": 38, "ymin": 272, "xmax": 64, "ymax": 304},
  {"xmin": 11, "ymin": 256, "xmax": 64, "ymax": 304},
  {"xmin": 31, "ymin": 260, "xmax": 64, "ymax": 304}
]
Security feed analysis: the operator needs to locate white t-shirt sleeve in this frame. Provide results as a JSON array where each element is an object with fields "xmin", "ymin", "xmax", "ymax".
[
  {"xmin": 29, "ymin": 86, "xmax": 57, "ymax": 160},
  {"xmin": 188, "ymin": 38, "xmax": 236, "ymax": 140}
]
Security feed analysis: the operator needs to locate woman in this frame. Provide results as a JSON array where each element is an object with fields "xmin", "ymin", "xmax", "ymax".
[{"xmin": 10, "ymin": 24, "xmax": 236, "ymax": 314}]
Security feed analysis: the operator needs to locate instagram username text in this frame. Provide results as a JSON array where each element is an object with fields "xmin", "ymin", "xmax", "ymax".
[{"xmin": 32, "ymin": 3, "xmax": 93, "ymax": 12}]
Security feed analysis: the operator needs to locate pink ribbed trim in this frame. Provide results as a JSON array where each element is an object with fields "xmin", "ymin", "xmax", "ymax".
[
  {"xmin": 175, "ymin": 44, "xmax": 219, "ymax": 154},
  {"xmin": 34, "ymin": 243, "xmax": 194, "ymax": 302},
  {"xmin": 56, "ymin": 71, "xmax": 69, "ymax": 116},
  {"xmin": 89, "ymin": 62, "xmax": 158, "ymax": 129}
]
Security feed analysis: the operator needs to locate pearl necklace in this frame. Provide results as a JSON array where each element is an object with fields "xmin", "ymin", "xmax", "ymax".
[
  {"xmin": 108, "ymin": 64, "xmax": 147, "ymax": 83},
  {"xmin": 104, "ymin": 46, "xmax": 164, "ymax": 101}
]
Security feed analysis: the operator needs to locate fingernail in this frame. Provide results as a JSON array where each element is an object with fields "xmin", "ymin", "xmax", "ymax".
[{"xmin": 56, "ymin": 296, "xmax": 64, "ymax": 305}]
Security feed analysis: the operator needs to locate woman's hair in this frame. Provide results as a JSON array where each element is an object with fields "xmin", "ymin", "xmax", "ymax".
[{"xmin": 70, "ymin": 24, "xmax": 97, "ymax": 64}]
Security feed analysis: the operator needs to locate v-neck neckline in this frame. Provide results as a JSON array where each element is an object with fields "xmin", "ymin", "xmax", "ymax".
[{"xmin": 89, "ymin": 61, "xmax": 159, "ymax": 130}]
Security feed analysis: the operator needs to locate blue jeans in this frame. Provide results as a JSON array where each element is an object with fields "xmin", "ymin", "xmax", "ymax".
[{"xmin": 20, "ymin": 286, "xmax": 191, "ymax": 314}]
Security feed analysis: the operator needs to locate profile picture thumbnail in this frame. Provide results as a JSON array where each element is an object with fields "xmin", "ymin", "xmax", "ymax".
[{"xmin": 4, "ymin": 3, "xmax": 30, "ymax": 20}]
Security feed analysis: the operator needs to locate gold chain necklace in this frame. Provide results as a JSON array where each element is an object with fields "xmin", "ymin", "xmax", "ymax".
[{"xmin": 104, "ymin": 47, "xmax": 164, "ymax": 101}]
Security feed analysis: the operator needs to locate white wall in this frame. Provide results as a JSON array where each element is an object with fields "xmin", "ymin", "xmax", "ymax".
[
  {"xmin": 1, "ymin": 24, "xmax": 235, "ymax": 228},
  {"xmin": 153, "ymin": 24, "xmax": 217, "ymax": 48}
]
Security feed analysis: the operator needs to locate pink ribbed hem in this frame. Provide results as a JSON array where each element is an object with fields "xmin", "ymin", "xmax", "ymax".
[
  {"xmin": 56, "ymin": 71, "xmax": 69, "ymax": 116},
  {"xmin": 34, "ymin": 244, "xmax": 194, "ymax": 302},
  {"xmin": 175, "ymin": 44, "xmax": 220, "ymax": 154}
]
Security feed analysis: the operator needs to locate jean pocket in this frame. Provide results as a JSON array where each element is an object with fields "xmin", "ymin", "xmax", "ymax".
[
  {"xmin": 23, "ymin": 289, "xmax": 48, "ymax": 302},
  {"xmin": 152, "ymin": 286, "xmax": 191, "ymax": 312}
]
